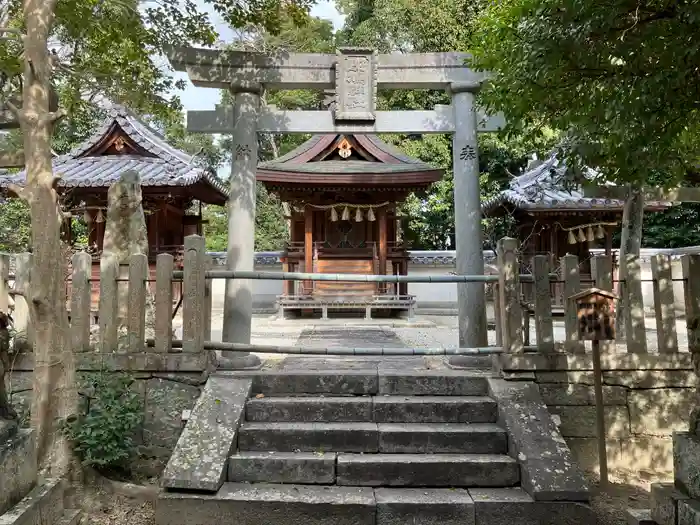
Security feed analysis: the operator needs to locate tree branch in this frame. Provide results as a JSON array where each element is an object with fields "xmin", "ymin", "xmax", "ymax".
[
  {"xmin": 43, "ymin": 108, "xmax": 66, "ymax": 124},
  {"xmin": 5, "ymin": 100, "xmax": 20, "ymax": 120},
  {"xmin": 0, "ymin": 151, "xmax": 24, "ymax": 168},
  {"xmin": 7, "ymin": 183, "xmax": 27, "ymax": 201}
]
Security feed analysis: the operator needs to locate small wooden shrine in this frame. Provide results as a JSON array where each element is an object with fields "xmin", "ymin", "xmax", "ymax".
[
  {"xmin": 257, "ymin": 134, "xmax": 442, "ymax": 317},
  {"xmin": 482, "ymin": 153, "xmax": 669, "ymax": 304},
  {"xmin": 0, "ymin": 104, "xmax": 227, "ymax": 308}
]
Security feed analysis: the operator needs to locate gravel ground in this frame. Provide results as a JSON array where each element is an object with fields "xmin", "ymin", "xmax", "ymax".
[{"xmin": 589, "ymin": 476, "xmax": 651, "ymax": 525}]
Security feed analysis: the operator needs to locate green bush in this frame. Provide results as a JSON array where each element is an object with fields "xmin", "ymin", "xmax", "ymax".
[{"xmin": 64, "ymin": 369, "xmax": 143, "ymax": 471}]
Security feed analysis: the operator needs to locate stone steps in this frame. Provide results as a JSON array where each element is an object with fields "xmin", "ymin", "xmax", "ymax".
[
  {"xmin": 237, "ymin": 421, "xmax": 507, "ymax": 454},
  {"xmin": 245, "ymin": 395, "xmax": 498, "ymax": 423},
  {"xmin": 336, "ymin": 453, "xmax": 519, "ymax": 487},
  {"xmin": 157, "ymin": 360, "xmax": 594, "ymax": 525},
  {"xmin": 228, "ymin": 448, "xmax": 515, "ymax": 486},
  {"xmin": 373, "ymin": 396, "xmax": 497, "ymax": 423},
  {"xmin": 228, "ymin": 452, "xmax": 337, "ymax": 484},
  {"xmin": 158, "ymin": 484, "xmax": 592, "ymax": 525},
  {"xmin": 244, "ymin": 368, "xmax": 490, "ymax": 396},
  {"xmin": 246, "ymin": 396, "xmax": 374, "ymax": 422}
]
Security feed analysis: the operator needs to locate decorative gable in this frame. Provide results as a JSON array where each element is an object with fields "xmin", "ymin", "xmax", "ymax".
[{"xmin": 313, "ymin": 135, "xmax": 378, "ymax": 163}]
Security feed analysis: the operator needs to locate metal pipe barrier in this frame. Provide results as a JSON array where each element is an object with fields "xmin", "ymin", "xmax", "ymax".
[
  {"xmin": 171, "ymin": 269, "xmax": 559, "ymax": 283},
  {"xmin": 145, "ymin": 338, "xmax": 540, "ymax": 356}
]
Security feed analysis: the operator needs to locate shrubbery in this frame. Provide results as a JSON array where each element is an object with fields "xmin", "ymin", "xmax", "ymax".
[{"xmin": 64, "ymin": 369, "xmax": 143, "ymax": 472}]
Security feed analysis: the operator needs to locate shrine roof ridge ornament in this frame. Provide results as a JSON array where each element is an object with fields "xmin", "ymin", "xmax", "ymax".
[{"xmin": 165, "ymin": 45, "xmax": 487, "ymax": 91}]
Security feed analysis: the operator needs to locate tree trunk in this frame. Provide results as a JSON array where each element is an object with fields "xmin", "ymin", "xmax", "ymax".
[
  {"xmin": 13, "ymin": 0, "xmax": 76, "ymax": 478},
  {"xmin": 615, "ymin": 185, "xmax": 644, "ymax": 339}
]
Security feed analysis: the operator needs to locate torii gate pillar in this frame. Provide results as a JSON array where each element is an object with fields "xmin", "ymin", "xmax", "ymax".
[
  {"xmin": 451, "ymin": 82, "xmax": 488, "ymax": 354},
  {"xmin": 168, "ymin": 47, "xmax": 501, "ymax": 365},
  {"xmin": 220, "ymin": 89, "xmax": 261, "ymax": 369}
]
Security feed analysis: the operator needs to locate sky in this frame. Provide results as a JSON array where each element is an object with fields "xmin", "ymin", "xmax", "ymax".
[{"xmin": 175, "ymin": 0, "xmax": 346, "ymax": 113}]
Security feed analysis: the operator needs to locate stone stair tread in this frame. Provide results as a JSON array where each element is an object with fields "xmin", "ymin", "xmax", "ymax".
[
  {"xmin": 247, "ymin": 395, "xmax": 373, "ymax": 402},
  {"xmin": 374, "ymin": 395, "xmax": 494, "ymax": 402},
  {"xmin": 336, "ymin": 453, "xmax": 520, "ymax": 487},
  {"xmin": 228, "ymin": 452, "xmax": 337, "ymax": 484},
  {"xmin": 238, "ymin": 421, "xmax": 380, "ymax": 453},
  {"xmin": 375, "ymin": 487, "xmax": 474, "ymax": 525},
  {"xmin": 245, "ymin": 396, "xmax": 374, "ymax": 422},
  {"xmin": 240, "ymin": 421, "xmax": 378, "ymax": 431},
  {"xmin": 378, "ymin": 422, "xmax": 504, "ymax": 432},
  {"xmin": 377, "ymin": 422, "xmax": 508, "ymax": 453},
  {"xmin": 158, "ymin": 483, "xmax": 376, "ymax": 525},
  {"xmin": 338, "ymin": 453, "xmax": 517, "ymax": 463},
  {"xmin": 217, "ymin": 483, "xmax": 375, "ymax": 503}
]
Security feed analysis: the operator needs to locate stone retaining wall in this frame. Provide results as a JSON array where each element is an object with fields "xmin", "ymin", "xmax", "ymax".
[
  {"xmin": 5, "ymin": 352, "xmax": 210, "ymax": 474},
  {"xmin": 496, "ymin": 353, "xmax": 695, "ymax": 481},
  {"xmin": 0, "ymin": 423, "xmax": 35, "ymax": 515}
]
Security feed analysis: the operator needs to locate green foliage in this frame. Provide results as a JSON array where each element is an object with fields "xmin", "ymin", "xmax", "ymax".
[
  {"xmin": 64, "ymin": 370, "xmax": 143, "ymax": 471},
  {"xmin": 469, "ymin": 0, "xmax": 700, "ymax": 186},
  {"xmin": 1, "ymin": 0, "xmax": 315, "ymax": 123},
  {"xmin": 202, "ymin": 183, "xmax": 289, "ymax": 252},
  {"xmin": 255, "ymin": 183, "xmax": 288, "ymax": 250},
  {"xmin": 337, "ymin": 0, "xmax": 484, "ymax": 52},
  {"xmin": 635, "ymin": 204, "xmax": 700, "ymax": 249},
  {"xmin": 0, "ymin": 198, "xmax": 31, "ymax": 252},
  {"xmin": 203, "ymin": 204, "xmax": 228, "ymax": 252}
]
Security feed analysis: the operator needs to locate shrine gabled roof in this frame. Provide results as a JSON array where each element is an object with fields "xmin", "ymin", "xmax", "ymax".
[
  {"xmin": 0, "ymin": 105, "xmax": 228, "ymax": 204},
  {"xmin": 481, "ymin": 152, "xmax": 670, "ymax": 215},
  {"xmin": 257, "ymin": 134, "xmax": 443, "ymax": 187}
]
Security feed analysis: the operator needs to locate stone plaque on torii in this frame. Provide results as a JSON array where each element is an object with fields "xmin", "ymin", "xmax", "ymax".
[{"xmin": 167, "ymin": 46, "xmax": 504, "ymax": 368}]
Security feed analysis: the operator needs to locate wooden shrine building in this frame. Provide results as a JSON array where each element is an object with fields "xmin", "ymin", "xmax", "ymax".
[
  {"xmin": 0, "ymin": 105, "xmax": 227, "ymax": 308},
  {"xmin": 481, "ymin": 152, "xmax": 669, "ymax": 304},
  {"xmin": 257, "ymin": 134, "xmax": 442, "ymax": 318}
]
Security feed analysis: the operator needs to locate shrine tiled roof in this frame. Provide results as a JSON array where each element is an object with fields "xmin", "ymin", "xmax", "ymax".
[
  {"xmin": 481, "ymin": 152, "xmax": 669, "ymax": 214},
  {"xmin": 257, "ymin": 133, "xmax": 442, "ymax": 185},
  {"xmin": 0, "ymin": 105, "xmax": 227, "ymax": 203},
  {"xmin": 263, "ymin": 160, "xmax": 435, "ymax": 175}
]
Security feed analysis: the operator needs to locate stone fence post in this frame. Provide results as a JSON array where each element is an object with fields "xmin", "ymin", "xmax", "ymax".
[
  {"xmin": 561, "ymin": 254, "xmax": 584, "ymax": 353},
  {"xmin": 182, "ymin": 235, "xmax": 206, "ymax": 353},
  {"xmin": 497, "ymin": 237, "xmax": 522, "ymax": 353},
  {"xmin": 533, "ymin": 255, "xmax": 554, "ymax": 353},
  {"xmin": 591, "ymin": 255, "xmax": 614, "ymax": 354},
  {"xmin": 70, "ymin": 252, "xmax": 92, "ymax": 352}
]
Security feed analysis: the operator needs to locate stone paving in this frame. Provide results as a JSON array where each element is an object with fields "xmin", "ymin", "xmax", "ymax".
[{"xmin": 185, "ymin": 310, "xmax": 691, "ymax": 356}]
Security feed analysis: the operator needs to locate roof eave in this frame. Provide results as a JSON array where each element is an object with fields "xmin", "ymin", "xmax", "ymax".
[{"xmin": 257, "ymin": 169, "xmax": 443, "ymax": 186}]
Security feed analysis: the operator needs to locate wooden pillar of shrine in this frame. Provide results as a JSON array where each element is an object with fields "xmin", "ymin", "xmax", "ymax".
[
  {"xmin": 399, "ymin": 260, "xmax": 408, "ymax": 297},
  {"xmin": 304, "ymin": 207, "xmax": 313, "ymax": 295},
  {"xmin": 378, "ymin": 207, "xmax": 388, "ymax": 294}
]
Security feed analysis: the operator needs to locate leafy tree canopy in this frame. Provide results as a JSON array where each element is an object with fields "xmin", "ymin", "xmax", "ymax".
[
  {"xmin": 1, "ymin": 0, "xmax": 314, "ymax": 122},
  {"xmin": 469, "ymin": 0, "xmax": 700, "ymax": 186}
]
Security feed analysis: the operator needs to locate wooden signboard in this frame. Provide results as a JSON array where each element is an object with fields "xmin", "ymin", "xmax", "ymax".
[
  {"xmin": 570, "ymin": 288, "xmax": 618, "ymax": 341},
  {"xmin": 567, "ymin": 286, "xmax": 618, "ymax": 489}
]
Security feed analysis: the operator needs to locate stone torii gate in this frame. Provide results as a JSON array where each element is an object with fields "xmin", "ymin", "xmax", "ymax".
[{"xmin": 167, "ymin": 47, "xmax": 504, "ymax": 368}]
